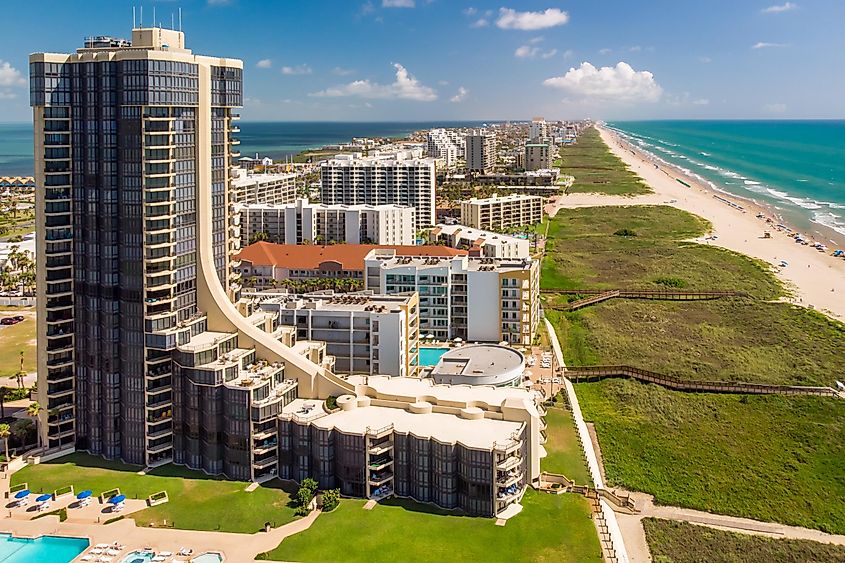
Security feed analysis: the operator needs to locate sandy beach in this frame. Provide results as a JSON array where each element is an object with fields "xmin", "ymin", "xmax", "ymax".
[{"xmin": 545, "ymin": 126, "xmax": 845, "ymax": 320}]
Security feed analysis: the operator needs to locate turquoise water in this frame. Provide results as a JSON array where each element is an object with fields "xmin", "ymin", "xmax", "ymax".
[
  {"xmin": 119, "ymin": 551, "xmax": 156, "ymax": 563},
  {"xmin": 418, "ymin": 347, "xmax": 448, "ymax": 366},
  {"xmin": 0, "ymin": 533, "xmax": 88, "ymax": 562},
  {"xmin": 607, "ymin": 121, "xmax": 845, "ymax": 239},
  {"xmin": 0, "ymin": 121, "xmax": 487, "ymax": 176}
]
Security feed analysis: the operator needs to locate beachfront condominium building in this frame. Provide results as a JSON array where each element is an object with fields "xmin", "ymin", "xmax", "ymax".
[
  {"xmin": 426, "ymin": 128, "xmax": 463, "ymax": 168},
  {"xmin": 231, "ymin": 168, "xmax": 297, "ymax": 206},
  {"xmin": 431, "ymin": 224, "xmax": 530, "ymax": 259},
  {"xmin": 460, "ymin": 193, "xmax": 544, "ymax": 231},
  {"xmin": 364, "ymin": 249, "xmax": 540, "ymax": 345},
  {"xmin": 524, "ymin": 142, "xmax": 553, "ymax": 171},
  {"xmin": 320, "ymin": 150, "xmax": 436, "ymax": 229},
  {"xmin": 251, "ymin": 291, "xmax": 419, "ymax": 377},
  {"xmin": 31, "ymin": 28, "xmax": 544, "ymax": 508},
  {"xmin": 240, "ymin": 199, "xmax": 415, "ymax": 246},
  {"xmin": 466, "ymin": 130, "xmax": 497, "ymax": 173},
  {"xmin": 528, "ymin": 117, "xmax": 547, "ymax": 142}
]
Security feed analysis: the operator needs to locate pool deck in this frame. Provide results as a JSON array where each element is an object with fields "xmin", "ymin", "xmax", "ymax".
[{"xmin": 0, "ymin": 472, "xmax": 322, "ymax": 562}]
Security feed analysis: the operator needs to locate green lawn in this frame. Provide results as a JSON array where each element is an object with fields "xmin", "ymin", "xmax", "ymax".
[
  {"xmin": 557, "ymin": 127, "xmax": 651, "ymax": 196},
  {"xmin": 575, "ymin": 380, "xmax": 845, "ymax": 534},
  {"xmin": 644, "ymin": 518, "xmax": 845, "ymax": 563},
  {"xmin": 541, "ymin": 407, "xmax": 591, "ymax": 485},
  {"xmin": 12, "ymin": 453, "xmax": 299, "ymax": 533},
  {"xmin": 258, "ymin": 489, "xmax": 602, "ymax": 563},
  {"xmin": 0, "ymin": 310, "xmax": 35, "ymax": 379}
]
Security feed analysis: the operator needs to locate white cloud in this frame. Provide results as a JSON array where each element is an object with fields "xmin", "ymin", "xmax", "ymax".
[
  {"xmin": 762, "ymin": 2, "xmax": 797, "ymax": 13},
  {"xmin": 752, "ymin": 42, "xmax": 789, "ymax": 49},
  {"xmin": 332, "ymin": 67, "xmax": 355, "ymax": 76},
  {"xmin": 692, "ymin": 98, "xmax": 710, "ymax": 106},
  {"xmin": 207, "ymin": 0, "xmax": 231, "ymax": 5},
  {"xmin": 463, "ymin": 7, "xmax": 477, "ymax": 16},
  {"xmin": 470, "ymin": 18, "xmax": 489, "ymax": 28},
  {"xmin": 562, "ymin": 49, "xmax": 575, "ymax": 60},
  {"xmin": 598, "ymin": 48, "xmax": 612, "ymax": 55},
  {"xmin": 543, "ymin": 61, "xmax": 663, "ymax": 103},
  {"xmin": 311, "ymin": 63, "xmax": 437, "ymax": 101},
  {"xmin": 698, "ymin": 56, "xmax": 712, "ymax": 63},
  {"xmin": 0, "ymin": 90, "xmax": 17, "ymax": 100},
  {"xmin": 360, "ymin": 1, "xmax": 375, "ymax": 15},
  {"xmin": 628, "ymin": 45, "xmax": 642, "ymax": 53},
  {"xmin": 256, "ymin": 59, "xmax": 272, "ymax": 69},
  {"xmin": 763, "ymin": 102, "xmax": 787, "ymax": 113},
  {"xmin": 437, "ymin": 80, "xmax": 450, "ymax": 86},
  {"xmin": 0, "ymin": 61, "xmax": 26, "ymax": 87},
  {"xmin": 450, "ymin": 86, "xmax": 469, "ymax": 103},
  {"xmin": 383, "ymin": 0, "xmax": 414, "ymax": 6},
  {"xmin": 281, "ymin": 64, "xmax": 313, "ymax": 75},
  {"xmin": 667, "ymin": 92, "xmax": 710, "ymax": 107},
  {"xmin": 515, "ymin": 45, "xmax": 557, "ymax": 59},
  {"xmin": 528, "ymin": 36, "xmax": 544, "ymax": 45},
  {"xmin": 496, "ymin": 7, "xmax": 569, "ymax": 30}
]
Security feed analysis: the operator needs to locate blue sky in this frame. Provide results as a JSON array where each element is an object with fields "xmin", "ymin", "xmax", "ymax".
[{"xmin": 1, "ymin": 0, "xmax": 843, "ymax": 121}]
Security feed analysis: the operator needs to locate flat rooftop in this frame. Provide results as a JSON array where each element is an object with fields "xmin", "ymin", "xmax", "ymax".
[
  {"xmin": 259, "ymin": 291, "xmax": 412, "ymax": 313},
  {"xmin": 431, "ymin": 345, "xmax": 524, "ymax": 377},
  {"xmin": 313, "ymin": 404, "xmax": 523, "ymax": 450}
]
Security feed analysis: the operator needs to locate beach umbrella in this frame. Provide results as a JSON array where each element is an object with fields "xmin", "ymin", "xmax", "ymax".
[
  {"xmin": 36, "ymin": 494, "xmax": 52, "ymax": 503},
  {"xmin": 76, "ymin": 490, "xmax": 92, "ymax": 500},
  {"xmin": 108, "ymin": 494, "xmax": 126, "ymax": 505},
  {"xmin": 14, "ymin": 490, "xmax": 30, "ymax": 499}
]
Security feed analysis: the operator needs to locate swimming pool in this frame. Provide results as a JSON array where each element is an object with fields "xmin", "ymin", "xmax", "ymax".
[
  {"xmin": 192, "ymin": 553, "xmax": 224, "ymax": 563},
  {"xmin": 418, "ymin": 346, "xmax": 449, "ymax": 366},
  {"xmin": 119, "ymin": 550, "xmax": 156, "ymax": 563},
  {"xmin": 0, "ymin": 533, "xmax": 88, "ymax": 562}
]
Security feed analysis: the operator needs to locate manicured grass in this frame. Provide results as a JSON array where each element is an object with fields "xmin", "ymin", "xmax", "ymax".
[
  {"xmin": 12, "ymin": 453, "xmax": 299, "ymax": 533},
  {"xmin": 644, "ymin": 518, "xmax": 845, "ymax": 563},
  {"xmin": 0, "ymin": 311, "xmax": 35, "ymax": 379},
  {"xmin": 575, "ymin": 380, "xmax": 845, "ymax": 534},
  {"xmin": 258, "ymin": 489, "xmax": 602, "ymax": 563},
  {"xmin": 541, "ymin": 407, "xmax": 591, "ymax": 485},
  {"xmin": 558, "ymin": 127, "xmax": 651, "ymax": 196}
]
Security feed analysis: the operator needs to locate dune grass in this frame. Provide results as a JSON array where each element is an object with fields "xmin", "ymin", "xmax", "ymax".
[
  {"xmin": 258, "ymin": 489, "xmax": 602, "ymax": 563},
  {"xmin": 557, "ymin": 127, "xmax": 651, "ymax": 196},
  {"xmin": 644, "ymin": 518, "xmax": 845, "ymax": 563},
  {"xmin": 12, "ymin": 453, "xmax": 299, "ymax": 533},
  {"xmin": 541, "ymin": 406, "xmax": 592, "ymax": 485},
  {"xmin": 575, "ymin": 380, "xmax": 845, "ymax": 534}
]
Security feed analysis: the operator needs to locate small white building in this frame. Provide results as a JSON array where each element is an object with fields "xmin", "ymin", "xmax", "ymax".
[
  {"xmin": 431, "ymin": 224, "xmax": 530, "ymax": 259},
  {"xmin": 240, "ymin": 199, "xmax": 416, "ymax": 245},
  {"xmin": 430, "ymin": 345, "xmax": 525, "ymax": 387},
  {"xmin": 232, "ymin": 168, "xmax": 297, "ymax": 205}
]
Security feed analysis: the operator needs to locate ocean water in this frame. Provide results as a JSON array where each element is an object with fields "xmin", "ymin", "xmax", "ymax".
[
  {"xmin": 606, "ymin": 120, "xmax": 845, "ymax": 238},
  {"xmin": 0, "ymin": 120, "xmax": 487, "ymax": 176}
]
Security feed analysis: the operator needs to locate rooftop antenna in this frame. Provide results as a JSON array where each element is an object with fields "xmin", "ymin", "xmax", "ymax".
[
  {"xmin": 133, "ymin": 6, "xmax": 136, "ymax": 29},
  {"xmin": 153, "ymin": 6, "xmax": 156, "ymax": 28},
  {"xmin": 171, "ymin": 12, "xmax": 174, "ymax": 30},
  {"xmin": 140, "ymin": 6, "xmax": 143, "ymax": 27},
  {"xmin": 178, "ymin": 8, "xmax": 182, "ymax": 32}
]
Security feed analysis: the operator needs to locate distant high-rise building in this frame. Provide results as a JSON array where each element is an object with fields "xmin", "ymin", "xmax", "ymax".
[
  {"xmin": 465, "ymin": 130, "xmax": 496, "ymax": 173},
  {"xmin": 426, "ymin": 128, "xmax": 463, "ymax": 168},
  {"xmin": 524, "ymin": 142, "xmax": 553, "ymax": 171},
  {"xmin": 528, "ymin": 117, "xmax": 547, "ymax": 142},
  {"xmin": 320, "ymin": 151, "xmax": 436, "ymax": 228}
]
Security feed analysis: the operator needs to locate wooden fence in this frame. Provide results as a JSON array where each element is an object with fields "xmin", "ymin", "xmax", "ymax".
[
  {"xmin": 565, "ymin": 365, "xmax": 838, "ymax": 397},
  {"xmin": 543, "ymin": 288, "xmax": 749, "ymax": 311}
]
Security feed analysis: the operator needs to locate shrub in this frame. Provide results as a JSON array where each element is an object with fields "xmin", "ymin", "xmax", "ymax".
[
  {"xmin": 653, "ymin": 276, "xmax": 688, "ymax": 288},
  {"xmin": 295, "ymin": 478, "xmax": 319, "ymax": 516},
  {"xmin": 613, "ymin": 228, "xmax": 638, "ymax": 237},
  {"xmin": 325, "ymin": 396, "xmax": 338, "ymax": 411},
  {"xmin": 321, "ymin": 488, "xmax": 340, "ymax": 512}
]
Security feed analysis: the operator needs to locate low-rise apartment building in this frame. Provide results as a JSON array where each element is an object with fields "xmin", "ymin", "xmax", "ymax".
[
  {"xmin": 364, "ymin": 249, "xmax": 540, "ymax": 345},
  {"xmin": 431, "ymin": 224, "xmax": 530, "ymax": 259},
  {"xmin": 232, "ymin": 168, "xmax": 297, "ymax": 205},
  {"xmin": 251, "ymin": 290, "xmax": 419, "ymax": 378},
  {"xmin": 320, "ymin": 150, "xmax": 436, "ymax": 228},
  {"xmin": 240, "ymin": 199, "xmax": 415, "ymax": 246},
  {"xmin": 460, "ymin": 193, "xmax": 544, "ymax": 231}
]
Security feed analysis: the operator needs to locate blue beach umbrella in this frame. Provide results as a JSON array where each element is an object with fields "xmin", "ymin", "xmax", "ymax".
[
  {"xmin": 76, "ymin": 490, "xmax": 92, "ymax": 500},
  {"xmin": 36, "ymin": 494, "xmax": 52, "ymax": 503},
  {"xmin": 14, "ymin": 490, "xmax": 30, "ymax": 499},
  {"xmin": 108, "ymin": 494, "xmax": 126, "ymax": 504}
]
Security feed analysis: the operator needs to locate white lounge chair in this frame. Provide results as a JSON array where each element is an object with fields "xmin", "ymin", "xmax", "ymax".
[
  {"xmin": 80, "ymin": 557, "xmax": 94, "ymax": 562},
  {"xmin": 159, "ymin": 552, "xmax": 174, "ymax": 557}
]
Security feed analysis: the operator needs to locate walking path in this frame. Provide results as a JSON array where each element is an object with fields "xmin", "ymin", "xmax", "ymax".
[
  {"xmin": 0, "ymin": 467, "xmax": 322, "ymax": 562},
  {"xmin": 543, "ymin": 317, "xmax": 631, "ymax": 563}
]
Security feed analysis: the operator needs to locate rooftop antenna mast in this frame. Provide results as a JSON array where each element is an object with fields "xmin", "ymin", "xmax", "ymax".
[
  {"xmin": 140, "ymin": 6, "xmax": 143, "ymax": 27},
  {"xmin": 179, "ymin": 8, "xmax": 182, "ymax": 32},
  {"xmin": 171, "ymin": 13, "xmax": 174, "ymax": 30},
  {"xmin": 133, "ymin": 6, "xmax": 136, "ymax": 29}
]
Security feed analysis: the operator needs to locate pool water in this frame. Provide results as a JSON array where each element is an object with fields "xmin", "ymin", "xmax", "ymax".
[
  {"xmin": 120, "ymin": 551, "xmax": 156, "ymax": 563},
  {"xmin": 0, "ymin": 533, "xmax": 88, "ymax": 562},
  {"xmin": 192, "ymin": 553, "xmax": 224, "ymax": 563},
  {"xmin": 418, "ymin": 346, "xmax": 448, "ymax": 366}
]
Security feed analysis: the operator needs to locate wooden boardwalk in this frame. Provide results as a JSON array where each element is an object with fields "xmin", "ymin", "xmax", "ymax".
[
  {"xmin": 564, "ymin": 365, "xmax": 838, "ymax": 397},
  {"xmin": 543, "ymin": 288, "xmax": 749, "ymax": 311}
]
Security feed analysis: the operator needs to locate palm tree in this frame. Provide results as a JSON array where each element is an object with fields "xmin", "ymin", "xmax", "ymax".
[
  {"xmin": 26, "ymin": 402, "xmax": 42, "ymax": 448},
  {"xmin": 0, "ymin": 423, "xmax": 10, "ymax": 462}
]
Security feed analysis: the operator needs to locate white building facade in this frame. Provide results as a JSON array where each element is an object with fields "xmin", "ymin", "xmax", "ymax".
[
  {"xmin": 465, "ymin": 130, "xmax": 497, "ymax": 173},
  {"xmin": 240, "ymin": 199, "xmax": 416, "ymax": 245},
  {"xmin": 431, "ymin": 224, "xmax": 530, "ymax": 259},
  {"xmin": 426, "ymin": 128, "xmax": 464, "ymax": 168},
  {"xmin": 232, "ymin": 168, "xmax": 298, "ymax": 205},
  {"xmin": 320, "ymin": 150, "xmax": 436, "ymax": 229},
  {"xmin": 460, "ymin": 194, "xmax": 544, "ymax": 231}
]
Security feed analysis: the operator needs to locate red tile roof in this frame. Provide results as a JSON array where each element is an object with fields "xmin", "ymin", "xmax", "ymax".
[{"xmin": 237, "ymin": 242, "xmax": 467, "ymax": 271}]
